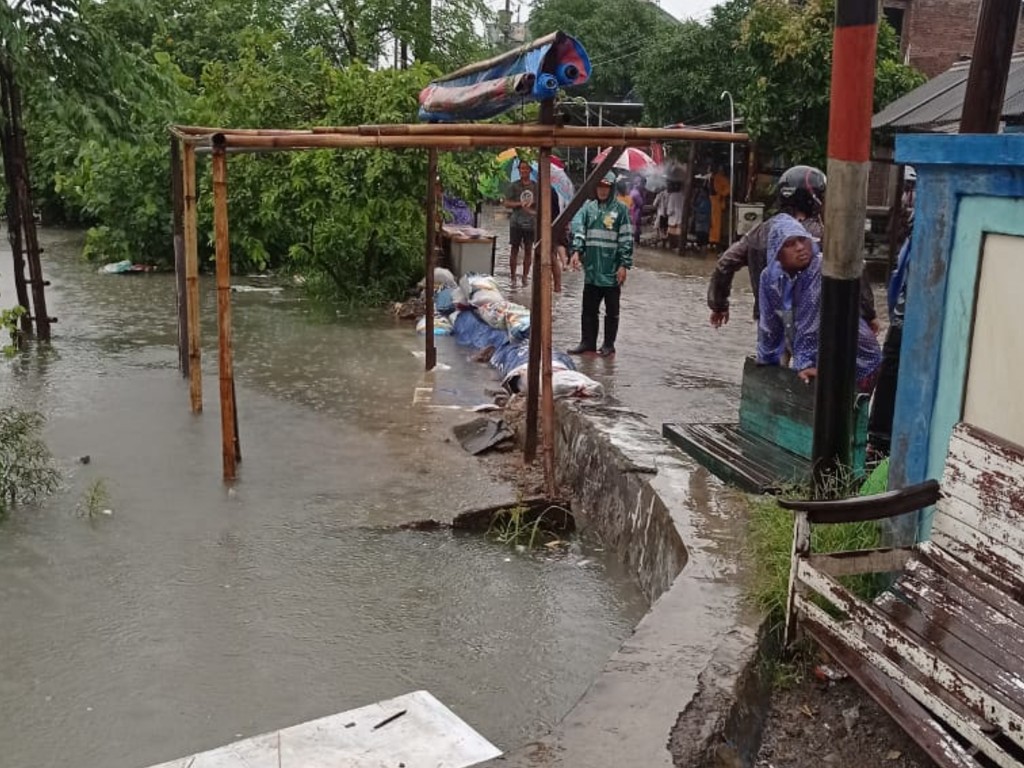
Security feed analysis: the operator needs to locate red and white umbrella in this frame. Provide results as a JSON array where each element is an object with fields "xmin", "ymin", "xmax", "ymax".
[{"xmin": 591, "ymin": 147, "xmax": 656, "ymax": 172}]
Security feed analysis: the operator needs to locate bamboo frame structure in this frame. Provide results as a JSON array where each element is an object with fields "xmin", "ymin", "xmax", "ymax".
[
  {"xmin": 170, "ymin": 137, "xmax": 188, "ymax": 377},
  {"xmin": 425, "ymin": 149, "xmax": 438, "ymax": 371},
  {"xmin": 168, "ymin": 120, "xmax": 748, "ymax": 486},
  {"xmin": 538, "ymin": 145, "xmax": 556, "ymax": 497},
  {"xmin": 170, "ymin": 125, "xmax": 747, "ymax": 151},
  {"xmin": 182, "ymin": 142, "xmax": 203, "ymax": 413},
  {"xmin": 212, "ymin": 143, "xmax": 240, "ymax": 481}
]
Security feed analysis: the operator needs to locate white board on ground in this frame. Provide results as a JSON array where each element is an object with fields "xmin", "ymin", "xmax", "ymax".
[{"xmin": 147, "ymin": 690, "xmax": 501, "ymax": 768}]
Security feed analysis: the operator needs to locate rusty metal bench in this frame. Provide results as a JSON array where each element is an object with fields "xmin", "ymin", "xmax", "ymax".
[{"xmin": 782, "ymin": 422, "xmax": 1024, "ymax": 767}]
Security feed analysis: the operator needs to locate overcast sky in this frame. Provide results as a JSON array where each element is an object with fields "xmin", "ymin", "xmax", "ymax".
[{"xmin": 506, "ymin": 0, "xmax": 722, "ymax": 26}]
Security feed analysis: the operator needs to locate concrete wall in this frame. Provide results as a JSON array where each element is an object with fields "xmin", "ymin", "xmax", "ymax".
[{"xmin": 482, "ymin": 403, "xmax": 764, "ymax": 767}]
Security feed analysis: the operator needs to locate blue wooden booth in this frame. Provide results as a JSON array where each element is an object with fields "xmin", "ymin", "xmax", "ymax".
[{"xmin": 890, "ymin": 134, "xmax": 1024, "ymax": 541}]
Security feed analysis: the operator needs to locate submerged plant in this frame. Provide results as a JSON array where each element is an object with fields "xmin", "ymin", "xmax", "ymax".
[
  {"xmin": 75, "ymin": 478, "xmax": 111, "ymax": 520},
  {"xmin": 487, "ymin": 503, "xmax": 568, "ymax": 550},
  {"xmin": 0, "ymin": 407, "xmax": 61, "ymax": 516}
]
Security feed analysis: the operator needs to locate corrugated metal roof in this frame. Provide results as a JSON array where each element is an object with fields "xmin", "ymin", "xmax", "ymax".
[{"xmin": 873, "ymin": 54, "xmax": 1024, "ymax": 131}]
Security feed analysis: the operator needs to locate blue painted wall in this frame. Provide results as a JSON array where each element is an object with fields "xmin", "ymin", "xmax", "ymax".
[{"xmin": 891, "ymin": 134, "xmax": 1024, "ymax": 541}]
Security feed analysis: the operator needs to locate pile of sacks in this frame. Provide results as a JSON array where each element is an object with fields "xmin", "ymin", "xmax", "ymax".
[{"xmin": 417, "ymin": 268, "xmax": 603, "ymax": 401}]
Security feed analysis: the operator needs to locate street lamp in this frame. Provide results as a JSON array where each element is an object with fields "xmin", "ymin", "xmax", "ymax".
[{"xmin": 721, "ymin": 90, "xmax": 735, "ymax": 246}]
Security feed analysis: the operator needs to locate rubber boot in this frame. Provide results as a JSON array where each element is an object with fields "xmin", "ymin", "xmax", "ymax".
[
  {"xmin": 568, "ymin": 313, "xmax": 599, "ymax": 354},
  {"xmin": 598, "ymin": 316, "xmax": 619, "ymax": 357}
]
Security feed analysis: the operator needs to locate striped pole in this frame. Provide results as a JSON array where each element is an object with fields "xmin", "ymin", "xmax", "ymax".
[{"xmin": 811, "ymin": 0, "xmax": 878, "ymax": 491}]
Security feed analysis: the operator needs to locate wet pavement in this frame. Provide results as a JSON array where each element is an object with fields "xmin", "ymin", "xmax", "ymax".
[
  {"xmin": 480, "ymin": 205, "xmax": 757, "ymax": 428},
  {"xmin": 0, "ymin": 230, "xmax": 646, "ymax": 768}
]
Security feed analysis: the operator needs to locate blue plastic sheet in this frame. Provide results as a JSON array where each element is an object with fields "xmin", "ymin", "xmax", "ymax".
[{"xmin": 418, "ymin": 33, "xmax": 591, "ymax": 122}]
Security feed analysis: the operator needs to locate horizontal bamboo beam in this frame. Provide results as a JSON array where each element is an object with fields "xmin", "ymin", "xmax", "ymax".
[
  {"xmin": 313, "ymin": 123, "xmax": 739, "ymax": 141},
  {"xmin": 214, "ymin": 130, "xmax": 746, "ymax": 152},
  {"xmin": 175, "ymin": 123, "xmax": 748, "ymax": 148},
  {"xmin": 174, "ymin": 125, "xmax": 316, "ymax": 137}
]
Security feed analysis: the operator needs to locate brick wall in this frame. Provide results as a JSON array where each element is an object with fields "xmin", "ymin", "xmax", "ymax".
[{"xmin": 904, "ymin": 0, "xmax": 1024, "ymax": 77}]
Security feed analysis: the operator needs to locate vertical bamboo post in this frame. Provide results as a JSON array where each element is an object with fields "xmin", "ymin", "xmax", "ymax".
[
  {"xmin": 182, "ymin": 142, "xmax": 202, "ymax": 413},
  {"xmin": 425, "ymin": 148, "xmax": 438, "ymax": 371},
  {"xmin": 171, "ymin": 137, "xmax": 188, "ymax": 378},
  {"xmin": 525, "ymin": 240, "xmax": 542, "ymax": 464},
  {"xmin": 538, "ymin": 146, "xmax": 556, "ymax": 498},
  {"xmin": 212, "ymin": 142, "xmax": 238, "ymax": 482}
]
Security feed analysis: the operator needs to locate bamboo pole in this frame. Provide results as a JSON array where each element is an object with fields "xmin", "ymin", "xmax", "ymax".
[
  {"xmin": 538, "ymin": 145, "xmax": 556, "ymax": 498},
  {"xmin": 171, "ymin": 137, "xmax": 188, "ymax": 378},
  {"xmin": 314, "ymin": 124, "xmax": 744, "ymax": 140},
  {"xmin": 525, "ymin": 146, "xmax": 625, "ymax": 463},
  {"xmin": 214, "ymin": 130, "xmax": 748, "ymax": 152},
  {"xmin": 182, "ymin": 142, "xmax": 203, "ymax": 413},
  {"xmin": 212, "ymin": 144, "xmax": 239, "ymax": 482},
  {"xmin": 425, "ymin": 148, "xmax": 438, "ymax": 371}
]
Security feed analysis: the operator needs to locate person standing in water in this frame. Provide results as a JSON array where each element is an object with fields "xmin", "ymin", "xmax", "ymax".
[
  {"xmin": 503, "ymin": 160, "xmax": 536, "ymax": 288},
  {"xmin": 567, "ymin": 172, "xmax": 633, "ymax": 357}
]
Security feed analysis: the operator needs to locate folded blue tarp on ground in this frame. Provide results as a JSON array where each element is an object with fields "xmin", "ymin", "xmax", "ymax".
[
  {"xmin": 452, "ymin": 309, "xmax": 508, "ymax": 352},
  {"xmin": 452, "ymin": 309, "xmax": 576, "ymax": 380}
]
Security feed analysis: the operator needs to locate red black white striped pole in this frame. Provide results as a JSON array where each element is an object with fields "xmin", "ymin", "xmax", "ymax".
[{"xmin": 811, "ymin": 0, "xmax": 878, "ymax": 491}]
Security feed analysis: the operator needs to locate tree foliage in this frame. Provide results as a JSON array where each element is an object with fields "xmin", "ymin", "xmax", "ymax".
[
  {"xmin": 10, "ymin": 0, "xmax": 494, "ymax": 305},
  {"xmin": 738, "ymin": 0, "xmax": 925, "ymax": 164},
  {"xmin": 0, "ymin": 407, "xmax": 61, "ymax": 516}
]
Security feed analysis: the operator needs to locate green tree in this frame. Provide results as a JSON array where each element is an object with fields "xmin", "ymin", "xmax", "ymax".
[
  {"xmin": 633, "ymin": 0, "xmax": 754, "ymax": 127},
  {"xmin": 739, "ymin": 0, "xmax": 925, "ymax": 164}
]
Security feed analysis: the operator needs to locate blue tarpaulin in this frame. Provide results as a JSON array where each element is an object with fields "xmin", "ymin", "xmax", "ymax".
[{"xmin": 418, "ymin": 32, "xmax": 591, "ymax": 122}]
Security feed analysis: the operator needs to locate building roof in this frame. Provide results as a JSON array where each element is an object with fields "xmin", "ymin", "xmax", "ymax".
[{"xmin": 873, "ymin": 54, "xmax": 1024, "ymax": 131}]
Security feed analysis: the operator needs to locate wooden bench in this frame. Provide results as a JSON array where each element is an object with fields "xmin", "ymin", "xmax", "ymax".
[
  {"xmin": 782, "ymin": 422, "xmax": 1024, "ymax": 768},
  {"xmin": 662, "ymin": 357, "xmax": 869, "ymax": 493}
]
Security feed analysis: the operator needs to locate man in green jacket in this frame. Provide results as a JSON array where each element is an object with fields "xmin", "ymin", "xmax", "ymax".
[{"xmin": 567, "ymin": 172, "xmax": 633, "ymax": 357}]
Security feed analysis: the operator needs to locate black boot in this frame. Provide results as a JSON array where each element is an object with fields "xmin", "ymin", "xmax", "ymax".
[
  {"xmin": 568, "ymin": 312, "xmax": 598, "ymax": 355},
  {"xmin": 598, "ymin": 316, "xmax": 619, "ymax": 357}
]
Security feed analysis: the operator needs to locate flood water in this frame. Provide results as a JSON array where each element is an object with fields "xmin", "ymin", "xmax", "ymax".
[{"xmin": 0, "ymin": 230, "xmax": 647, "ymax": 768}]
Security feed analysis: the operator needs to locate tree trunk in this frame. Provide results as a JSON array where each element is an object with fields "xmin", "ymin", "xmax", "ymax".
[
  {"xmin": 0, "ymin": 52, "xmax": 50, "ymax": 340},
  {"xmin": 0, "ymin": 61, "xmax": 31, "ymax": 336}
]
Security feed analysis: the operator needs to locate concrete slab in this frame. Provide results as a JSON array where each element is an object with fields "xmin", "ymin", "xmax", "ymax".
[{"xmin": 148, "ymin": 690, "xmax": 501, "ymax": 768}]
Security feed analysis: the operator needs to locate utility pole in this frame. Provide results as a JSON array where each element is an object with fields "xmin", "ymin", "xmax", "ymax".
[
  {"xmin": 811, "ymin": 0, "xmax": 878, "ymax": 491},
  {"xmin": 959, "ymin": 0, "xmax": 1021, "ymax": 133}
]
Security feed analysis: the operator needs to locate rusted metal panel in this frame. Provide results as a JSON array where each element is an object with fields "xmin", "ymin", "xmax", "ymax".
[
  {"xmin": 797, "ymin": 593, "xmax": 1019, "ymax": 767},
  {"xmin": 931, "ymin": 526, "xmax": 1024, "ymax": 603},
  {"xmin": 900, "ymin": 556, "xmax": 1024, "ymax": 665},
  {"xmin": 919, "ymin": 543, "xmax": 1024, "ymax": 629},
  {"xmin": 798, "ymin": 562, "xmax": 1024, "ymax": 752},
  {"xmin": 876, "ymin": 588, "xmax": 1024, "ymax": 712},
  {"xmin": 804, "ymin": 616, "xmax": 984, "ymax": 768}
]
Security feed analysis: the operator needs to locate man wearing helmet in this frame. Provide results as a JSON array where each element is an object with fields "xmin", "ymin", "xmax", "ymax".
[{"xmin": 706, "ymin": 165, "xmax": 878, "ymax": 331}]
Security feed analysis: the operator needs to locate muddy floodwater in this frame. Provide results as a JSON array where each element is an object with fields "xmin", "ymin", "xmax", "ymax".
[{"xmin": 0, "ymin": 230, "xmax": 647, "ymax": 768}]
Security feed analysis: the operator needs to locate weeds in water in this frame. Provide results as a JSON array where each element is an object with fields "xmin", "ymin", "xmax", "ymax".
[
  {"xmin": 0, "ymin": 407, "xmax": 61, "ymax": 517},
  {"xmin": 487, "ymin": 503, "xmax": 569, "ymax": 549},
  {"xmin": 75, "ymin": 478, "xmax": 110, "ymax": 520}
]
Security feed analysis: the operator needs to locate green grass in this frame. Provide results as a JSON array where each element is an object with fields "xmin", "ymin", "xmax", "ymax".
[
  {"xmin": 746, "ymin": 490, "xmax": 886, "ymax": 625},
  {"xmin": 75, "ymin": 478, "xmax": 110, "ymax": 520},
  {"xmin": 487, "ymin": 503, "xmax": 566, "ymax": 549}
]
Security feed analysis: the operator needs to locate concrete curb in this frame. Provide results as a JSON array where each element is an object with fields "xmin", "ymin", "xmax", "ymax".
[{"xmin": 482, "ymin": 401, "xmax": 765, "ymax": 767}]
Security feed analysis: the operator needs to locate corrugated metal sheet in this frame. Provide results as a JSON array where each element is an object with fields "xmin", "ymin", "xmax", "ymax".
[{"xmin": 873, "ymin": 55, "xmax": 1024, "ymax": 131}]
